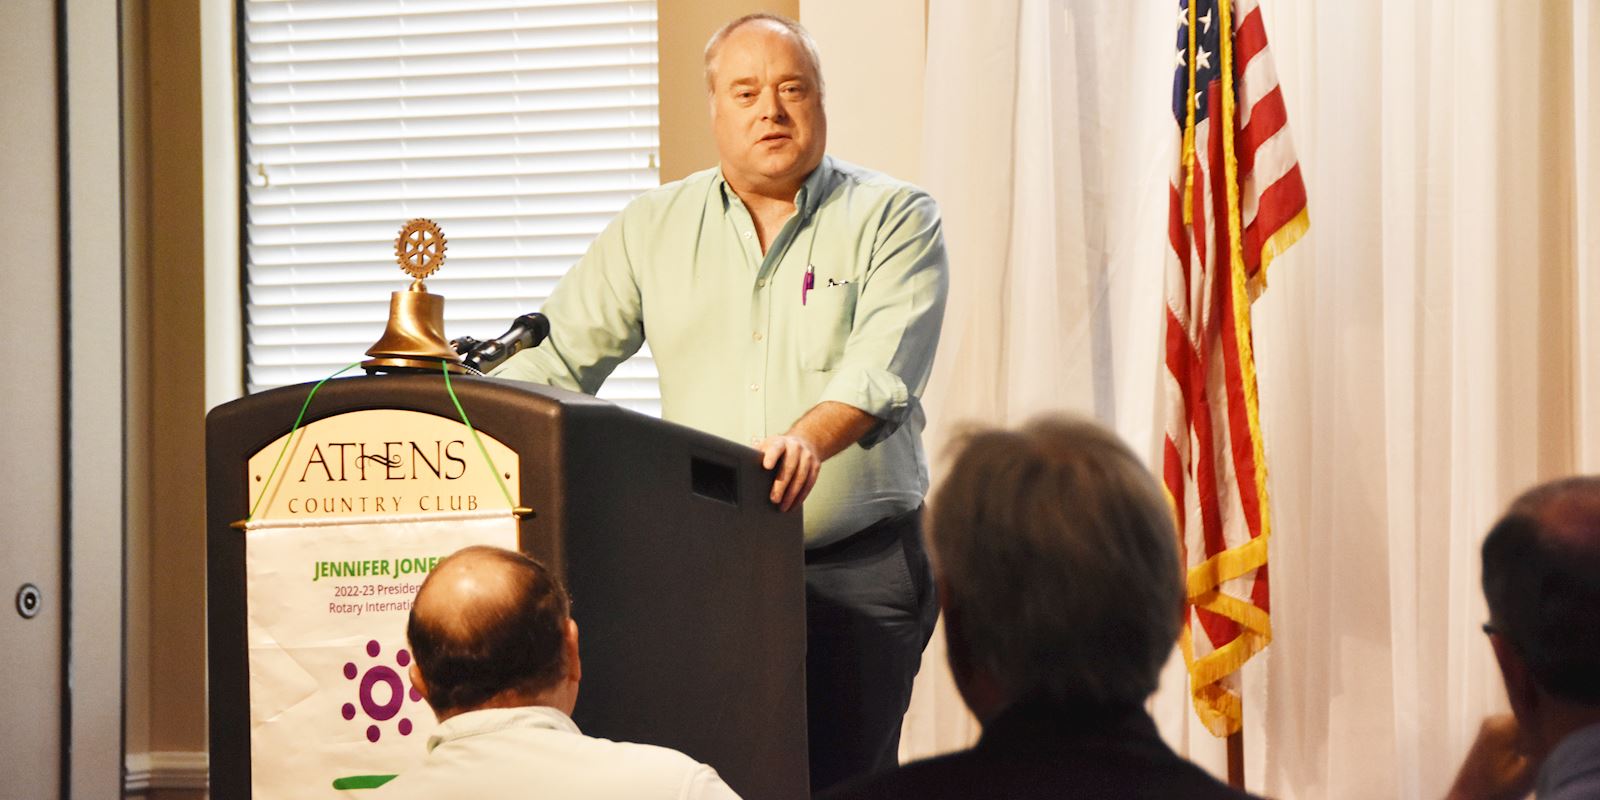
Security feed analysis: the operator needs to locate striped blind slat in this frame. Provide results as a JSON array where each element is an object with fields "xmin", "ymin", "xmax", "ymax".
[{"xmin": 242, "ymin": 0, "xmax": 660, "ymax": 415}]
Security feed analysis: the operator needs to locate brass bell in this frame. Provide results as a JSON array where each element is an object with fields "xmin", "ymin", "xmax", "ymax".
[{"xmin": 362, "ymin": 219, "xmax": 468, "ymax": 375}]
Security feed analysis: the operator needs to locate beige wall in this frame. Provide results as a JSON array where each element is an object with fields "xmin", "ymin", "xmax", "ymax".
[{"xmin": 800, "ymin": 0, "xmax": 927, "ymax": 183}]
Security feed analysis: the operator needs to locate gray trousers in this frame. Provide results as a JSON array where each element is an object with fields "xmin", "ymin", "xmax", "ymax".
[{"xmin": 803, "ymin": 506, "xmax": 940, "ymax": 794}]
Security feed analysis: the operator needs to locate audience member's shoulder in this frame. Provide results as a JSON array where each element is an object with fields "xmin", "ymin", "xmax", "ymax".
[
  {"xmin": 587, "ymin": 733, "xmax": 707, "ymax": 769},
  {"xmin": 818, "ymin": 747, "xmax": 1264, "ymax": 800},
  {"xmin": 584, "ymin": 736, "xmax": 743, "ymax": 799}
]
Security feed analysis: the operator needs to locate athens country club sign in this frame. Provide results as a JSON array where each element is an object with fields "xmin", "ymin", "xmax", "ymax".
[{"xmin": 247, "ymin": 408, "xmax": 521, "ymax": 521}]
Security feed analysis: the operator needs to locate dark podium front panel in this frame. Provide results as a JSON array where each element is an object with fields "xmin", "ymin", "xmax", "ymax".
[{"xmin": 206, "ymin": 374, "xmax": 807, "ymax": 799}]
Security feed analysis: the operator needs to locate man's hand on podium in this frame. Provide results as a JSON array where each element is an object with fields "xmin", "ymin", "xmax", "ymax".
[
  {"xmin": 759, "ymin": 401, "xmax": 883, "ymax": 512},
  {"xmin": 760, "ymin": 434, "xmax": 821, "ymax": 512}
]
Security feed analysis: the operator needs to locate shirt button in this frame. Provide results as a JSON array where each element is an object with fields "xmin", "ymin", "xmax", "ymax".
[
  {"xmin": 756, "ymin": 278, "xmax": 767, "ymax": 288},
  {"xmin": 749, "ymin": 383, "xmax": 760, "ymax": 392},
  {"xmin": 752, "ymin": 332, "xmax": 763, "ymax": 341},
  {"xmin": 743, "ymin": 232, "xmax": 753, "ymax": 239}
]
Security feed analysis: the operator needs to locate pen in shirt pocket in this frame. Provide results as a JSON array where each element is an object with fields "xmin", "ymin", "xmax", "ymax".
[{"xmin": 803, "ymin": 265, "xmax": 815, "ymax": 306}]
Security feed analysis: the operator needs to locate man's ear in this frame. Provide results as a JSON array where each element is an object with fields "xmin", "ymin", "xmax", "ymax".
[
  {"xmin": 1489, "ymin": 634, "xmax": 1539, "ymax": 725},
  {"xmin": 409, "ymin": 661, "xmax": 429, "ymax": 704},
  {"xmin": 564, "ymin": 618, "xmax": 582, "ymax": 684}
]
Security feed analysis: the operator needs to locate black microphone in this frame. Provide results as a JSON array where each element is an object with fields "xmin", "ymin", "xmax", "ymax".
[{"xmin": 462, "ymin": 313, "xmax": 550, "ymax": 374}]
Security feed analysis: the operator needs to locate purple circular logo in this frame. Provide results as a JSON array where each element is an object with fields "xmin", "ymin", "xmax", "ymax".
[
  {"xmin": 342, "ymin": 639, "xmax": 424, "ymax": 742},
  {"xmin": 360, "ymin": 666, "xmax": 404, "ymax": 721}
]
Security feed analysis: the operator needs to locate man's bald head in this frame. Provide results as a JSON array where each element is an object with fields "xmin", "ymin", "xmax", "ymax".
[
  {"xmin": 1483, "ymin": 476, "xmax": 1600, "ymax": 706},
  {"xmin": 407, "ymin": 546, "xmax": 571, "ymax": 716},
  {"xmin": 703, "ymin": 13, "xmax": 824, "ymax": 96}
]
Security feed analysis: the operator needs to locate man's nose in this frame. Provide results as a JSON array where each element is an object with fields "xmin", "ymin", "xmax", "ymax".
[{"xmin": 760, "ymin": 90, "xmax": 789, "ymax": 122}]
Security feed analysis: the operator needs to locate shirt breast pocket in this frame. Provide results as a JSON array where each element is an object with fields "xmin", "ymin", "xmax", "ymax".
[{"xmin": 799, "ymin": 283, "xmax": 857, "ymax": 372}]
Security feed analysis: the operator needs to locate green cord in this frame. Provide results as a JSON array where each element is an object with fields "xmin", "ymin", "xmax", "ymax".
[
  {"xmin": 441, "ymin": 361, "xmax": 518, "ymax": 511},
  {"xmin": 247, "ymin": 362, "xmax": 361, "ymax": 523}
]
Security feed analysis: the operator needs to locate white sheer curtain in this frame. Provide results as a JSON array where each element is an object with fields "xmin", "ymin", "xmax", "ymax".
[{"xmin": 902, "ymin": 1, "xmax": 1600, "ymax": 797}]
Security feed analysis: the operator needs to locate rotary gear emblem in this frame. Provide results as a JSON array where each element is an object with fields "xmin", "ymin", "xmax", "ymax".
[{"xmin": 395, "ymin": 218, "xmax": 447, "ymax": 280}]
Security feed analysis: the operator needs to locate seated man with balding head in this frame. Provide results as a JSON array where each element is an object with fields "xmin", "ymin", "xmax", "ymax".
[{"xmin": 377, "ymin": 546, "xmax": 741, "ymax": 799}]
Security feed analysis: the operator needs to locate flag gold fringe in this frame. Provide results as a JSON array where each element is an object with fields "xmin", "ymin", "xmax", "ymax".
[
  {"xmin": 1246, "ymin": 207, "xmax": 1309, "ymax": 300},
  {"xmin": 1186, "ymin": 530, "xmax": 1269, "ymax": 597}
]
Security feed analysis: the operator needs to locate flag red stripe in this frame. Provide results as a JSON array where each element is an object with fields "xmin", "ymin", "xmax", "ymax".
[
  {"xmin": 1197, "ymin": 605, "xmax": 1242, "ymax": 649},
  {"xmin": 1252, "ymin": 562, "xmax": 1272, "ymax": 614},
  {"xmin": 1208, "ymin": 110, "xmax": 1231, "ymax": 283},
  {"xmin": 1165, "ymin": 307, "xmax": 1198, "ymax": 410},
  {"xmin": 1164, "ymin": 433, "xmax": 1188, "ymax": 536},
  {"xmin": 1237, "ymin": 86, "xmax": 1288, "ymax": 180},
  {"xmin": 1241, "ymin": 164, "xmax": 1307, "ymax": 275},
  {"xmin": 1169, "ymin": 182, "xmax": 1192, "ymax": 283},
  {"xmin": 1235, "ymin": 8, "xmax": 1269, "ymax": 76}
]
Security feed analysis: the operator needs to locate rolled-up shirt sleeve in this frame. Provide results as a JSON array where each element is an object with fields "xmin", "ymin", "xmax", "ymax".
[
  {"xmin": 816, "ymin": 189, "xmax": 949, "ymax": 447},
  {"xmin": 490, "ymin": 210, "xmax": 645, "ymax": 395}
]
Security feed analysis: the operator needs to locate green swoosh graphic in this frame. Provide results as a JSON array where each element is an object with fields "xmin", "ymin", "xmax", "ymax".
[{"xmin": 332, "ymin": 774, "xmax": 398, "ymax": 790}]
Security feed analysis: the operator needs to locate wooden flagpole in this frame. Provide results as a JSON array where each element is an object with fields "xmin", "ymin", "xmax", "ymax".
[{"xmin": 1227, "ymin": 724, "xmax": 1244, "ymax": 789}]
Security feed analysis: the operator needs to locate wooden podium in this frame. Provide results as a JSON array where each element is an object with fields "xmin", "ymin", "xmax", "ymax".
[{"xmin": 206, "ymin": 373, "xmax": 808, "ymax": 799}]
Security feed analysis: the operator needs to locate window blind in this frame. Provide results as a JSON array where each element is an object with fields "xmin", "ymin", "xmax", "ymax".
[{"xmin": 242, "ymin": 0, "xmax": 661, "ymax": 415}]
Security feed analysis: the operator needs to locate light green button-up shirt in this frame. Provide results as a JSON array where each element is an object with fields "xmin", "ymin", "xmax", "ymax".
[{"xmin": 492, "ymin": 156, "xmax": 949, "ymax": 546}]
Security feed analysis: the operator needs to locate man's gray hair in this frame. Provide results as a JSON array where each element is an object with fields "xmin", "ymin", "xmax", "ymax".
[
  {"xmin": 702, "ymin": 12, "xmax": 825, "ymax": 95},
  {"xmin": 930, "ymin": 416, "xmax": 1184, "ymax": 708}
]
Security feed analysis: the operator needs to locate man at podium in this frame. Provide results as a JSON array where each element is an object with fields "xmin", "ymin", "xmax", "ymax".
[{"xmin": 491, "ymin": 12, "xmax": 948, "ymax": 793}]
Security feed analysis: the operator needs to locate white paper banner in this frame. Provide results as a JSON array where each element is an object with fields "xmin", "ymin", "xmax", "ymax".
[{"xmin": 245, "ymin": 510, "xmax": 519, "ymax": 796}]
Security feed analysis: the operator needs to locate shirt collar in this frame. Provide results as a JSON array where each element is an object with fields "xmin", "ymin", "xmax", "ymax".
[
  {"xmin": 714, "ymin": 156, "xmax": 834, "ymax": 220},
  {"xmin": 975, "ymin": 692, "xmax": 1152, "ymax": 750},
  {"xmin": 425, "ymin": 706, "xmax": 580, "ymax": 753},
  {"xmin": 1536, "ymin": 719, "xmax": 1600, "ymax": 796}
]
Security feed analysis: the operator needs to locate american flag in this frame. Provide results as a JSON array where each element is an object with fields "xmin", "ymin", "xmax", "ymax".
[{"xmin": 1162, "ymin": 0, "xmax": 1307, "ymax": 738}]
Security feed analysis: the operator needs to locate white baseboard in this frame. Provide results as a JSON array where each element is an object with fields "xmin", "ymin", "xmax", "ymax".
[{"xmin": 125, "ymin": 751, "xmax": 209, "ymax": 793}]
